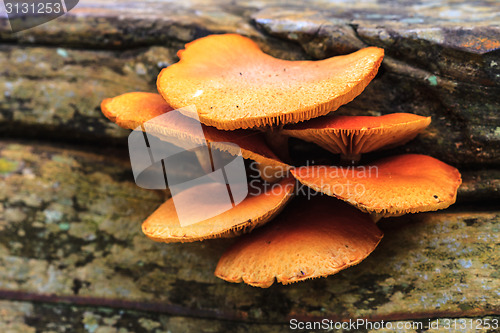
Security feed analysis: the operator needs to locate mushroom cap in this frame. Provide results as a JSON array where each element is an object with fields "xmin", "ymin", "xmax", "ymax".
[
  {"xmin": 142, "ymin": 176, "xmax": 295, "ymax": 242},
  {"xmin": 215, "ymin": 196, "xmax": 383, "ymax": 288},
  {"xmin": 282, "ymin": 113, "xmax": 431, "ymax": 156},
  {"xmin": 291, "ymin": 154, "xmax": 462, "ymax": 217},
  {"xmin": 101, "ymin": 92, "xmax": 289, "ymax": 170},
  {"xmin": 101, "ymin": 92, "xmax": 174, "ymax": 129},
  {"xmin": 157, "ymin": 34, "xmax": 384, "ymax": 130}
]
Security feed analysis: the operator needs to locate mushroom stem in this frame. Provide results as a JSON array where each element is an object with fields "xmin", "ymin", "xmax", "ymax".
[
  {"xmin": 265, "ymin": 126, "xmax": 290, "ymax": 163},
  {"xmin": 194, "ymin": 148, "xmax": 214, "ymax": 175},
  {"xmin": 340, "ymin": 153, "xmax": 361, "ymax": 165},
  {"xmin": 370, "ymin": 213, "xmax": 384, "ymax": 223},
  {"xmin": 256, "ymin": 162, "xmax": 285, "ymax": 183},
  {"xmin": 189, "ymin": 139, "xmax": 287, "ymax": 185}
]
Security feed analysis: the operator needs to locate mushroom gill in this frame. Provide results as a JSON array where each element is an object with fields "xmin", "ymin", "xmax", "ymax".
[{"xmin": 282, "ymin": 113, "xmax": 431, "ymax": 164}]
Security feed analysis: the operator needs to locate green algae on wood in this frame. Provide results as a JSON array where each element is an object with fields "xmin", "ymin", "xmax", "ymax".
[{"xmin": 0, "ymin": 158, "xmax": 18, "ymax": 174}]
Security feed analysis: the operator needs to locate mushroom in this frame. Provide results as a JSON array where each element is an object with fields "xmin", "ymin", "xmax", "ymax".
[
  {"xmin": 101, "ymin": 92, "xmax": 290, "ymax": 182},
  {"xmin": 101, "ymin": 92, "xmax": 173, "ymax": 129},
  {"xmin": 156, "ymin": 34, "xmax": 384, "ymax": 163},
  {"xmin": 282, "ymin": 113, "xmax": 431, "ymax": 164},
  {"xmin": 292, "ymin": 154, "xmax": 462, "ymax": 218},
  {"xmin": 142, "ymin": 176, "xmax": 295, "ymax": 242},
  {"xmin": 215, "ymin": 196, "xmax": 383, "ymax": 288},
  {"xmin": 99, "ymin": 34, "xmax": 463, "ymax": 288}
]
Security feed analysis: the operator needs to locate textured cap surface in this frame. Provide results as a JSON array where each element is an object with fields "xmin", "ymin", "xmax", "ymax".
[
  {"xmin": 215, "ymin": 196, "xmax": 383, "ymax": 288},
  {"xmin": 142, "ymin": 176, "xmax": 295, "ymax": 242},
  {"xmin": 292, "ymin": 154, "xmax": 462, "ymax": 217},
  {"xmin": 157, "ymin": 34, "xmax": 384, "ymax": 130},
  {"xmin": 282, "ymin": 113, "xmax": 431, "ymax": 156}
]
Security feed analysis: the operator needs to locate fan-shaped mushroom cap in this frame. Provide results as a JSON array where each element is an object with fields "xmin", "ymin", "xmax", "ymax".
[
  {"xmin": 101, "ymin": 92, "xmax": 289, "ymax": 171},
  {"xmin": 101, "ymin": 92, "xmax": 174, "ymax": 129},
  {"xmin": 282, "ymin": 113, "xmax": 431, "ymax": 160},
  {"xmin": 157, "ymin": 34, "xmax": 384, "ymax": 130},
  {"xmin": 215, "ymin": 196, "xmax": 383, "ymax": 288},
  {"xmin": 292, "ymin": 154, "xmax": 461, "ymax": 217},
  {"xmin": 142, "ymin": 176, "xmax": 295, "ymax": 242}
]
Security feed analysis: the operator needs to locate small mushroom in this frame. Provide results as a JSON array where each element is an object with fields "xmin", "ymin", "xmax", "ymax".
[
  {"xmin": 215, "ymin": 196, "xmax": 383, "ymax": 288},
  {"xmin": 101, "ymin": 92, "xmax": 290, "ymax": 182},
  {"xmin": 101, "ymin": 91, "xmax": 174, "ymax": 129},
  {"xmin": 156, "ymin": 34, "xmax": 384, "ymax": 162},
  {"xmin": 142, "ymin": 176, "xmax": 295, "ymax": 242},
  {"xmin": 292, "ymin": 154, "xmax": 462, "ymax": 218},
  {"xmin": 282, "ymin": 113, "xmax": 431, "ymax": 164}
]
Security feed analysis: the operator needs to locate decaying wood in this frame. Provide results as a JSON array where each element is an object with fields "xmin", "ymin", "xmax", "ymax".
[
  {"xmin": 0, "ymin": 299, "xmax": 498, "ymax": 333},
  {"xmin": 0, "ymin": 0, "xmax": 498, "ymax": 330},
  {"xmin": 0, "ymin": 142, "xmax": 498, "ymax": 327}
]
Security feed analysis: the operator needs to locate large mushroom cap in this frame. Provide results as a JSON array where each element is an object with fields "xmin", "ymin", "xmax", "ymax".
[
  {"xmin": 215, "ymin": 196, "xmax": 383, "ymax": 288},
  {"xmin": 101, "ymin": 92, "xmax": 289, "ymax": 171},
  {"xmin": 292, "ymin": 154, "xmax": 462, "ymax": 217},
  {"xmin": 157, "ymin": 34, "xmax": 384, "ymax": 130},
  {"xmin": 142, "ymin": 176, "xmax": 295, "ymax": 242},
  {"xmin": 282, "ymin": 113, "xmax": 431, "ymax": 159}
]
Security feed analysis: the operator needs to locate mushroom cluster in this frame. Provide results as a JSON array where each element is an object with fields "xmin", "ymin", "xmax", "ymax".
[{"xmin": 101, "ymin": 34, "xmax": 461, "ymax": 288}]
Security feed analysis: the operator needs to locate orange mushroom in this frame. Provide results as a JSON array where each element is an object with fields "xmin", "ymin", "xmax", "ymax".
[
  {"xmin": 101, "ymin": 92, "xmax": 174, "ymax": 130},
  {"xmin": 96, "ymin": 32, "xmax": 465, "ymax": 289},
  {"xmin": 215, "ymin": 196, "xmax": 383, "ymax": 288},
  {"xmin": 157, "ymin": 34, "xmax": 384, "ymax": 131},
  {"xmin": 101, "ymin": 92, "xmax": 290, "ymax": 182},
  {"xmin": 282, "ymin": 113, "xmax": 431, "ymax": 163},
  {"xmin": 142, "ymin": 176, "xmax": 295, "ymax": 242},
  {"xmin": 292, "ymin": 154, "xmax": 462, "ymax": 218}
]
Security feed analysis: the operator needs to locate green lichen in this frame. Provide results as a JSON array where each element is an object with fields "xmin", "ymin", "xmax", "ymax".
[
  {"xmin": 427, "ymin": 75, "xmax": 438, "ymax": 86},
  {"xmin": 58, "ymin": 223, "xmax": 70, "ymax": 231},
  {"xmin": 0, "ymin": 158, "xmax": 18, "ymax": 174},
  {"xmin": 56, "ymin": 48, "xmax": 69, "ymax": 58}
]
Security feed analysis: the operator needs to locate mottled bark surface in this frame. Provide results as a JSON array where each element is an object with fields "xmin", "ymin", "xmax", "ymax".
[
  {"xmin": 0, "ymin": 300, "xmax": 498, "ymax": 333},
  {"xmin": 0, "ymin": 0, "xmax": 499, "ymax": 331},
  {"xmin": 0, "ymin": 142, "xmax": 498, "ymax": 331}
]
